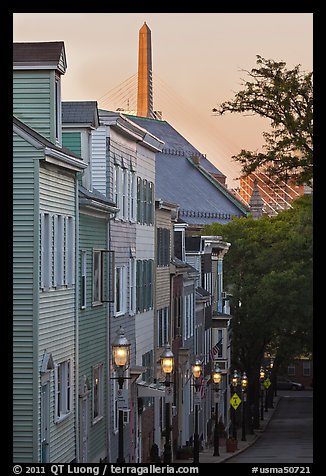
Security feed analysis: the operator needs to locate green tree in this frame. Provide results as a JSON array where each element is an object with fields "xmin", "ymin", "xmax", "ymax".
[
  {"xmin": 203, "ymin": 195, "xmax": 313, "ymax": 427},
  {"xmin": 213, "ymin": 56, "xmax": 313, "ymax": 186}
]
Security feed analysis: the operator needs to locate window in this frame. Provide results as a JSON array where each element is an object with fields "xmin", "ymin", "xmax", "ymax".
[
  {"xmin": 93, "ymin": 364, "xmax": 104, "ymax": 423},
  {"xmin": 40, "ymin": 213, "xmax": 75, "ymax": 291},
  {"xmin": 115, "ymin": 266, "xmax": 126, "ymax": 316},
  {"xmin": 141, "ymin": 351, "xmax": 154, "ymax": 409},
  {"xmin": 122, "ymin": 168, "xmax": 128, "ymax": 219},
  {"xmin": 65, "ymin": 216, "xmax": 75, "ymax": 286},
  {"xmin": 40, "ymin": 212, "xmax": 52, "ymax": 289},
  {"xmin": 157, "ymin": 307, "xmax": 169, "ymax": 347},
  {"xmin": 81, "ymin": 250, "xmax": 87, "ymax": 309},
  {"xmin": 54, "ymin": 215, "xmax": 64, "ymax": 288},
  {"xmin": 55, "ymin": 360, "xmax": 71, "ymax": 422},
  {"xmin": 129, "ymin": 258, "xmax": 136, "ymax": 315},
  {"xmin": 217, "ymin": 329, "xmax": 223, "ymax": 358},
  {"xmin": 136, "ymin": 260, "xmax": 153, "ymax": 313},
  {"xmin": 92, "ymin": 251, "xmax": 102, "ymax": 305},
  {"xmin": 114, "ymin": 165, "xmax": 122, "ymax": 219},
  {"xmin": 157, "ymin": 228, "xmax": 170, "ymax": 266},
  {"xmin": 136, "ymin": 177, "xmax": 154, "ymax": 225},
  {"xmin": 130, "ymin": 172, "xmax": 136, "ymax": 222},
  {"xmin": 303, "ymin": 361, "xmax": 311, "ymax": 376},
  {"xmin": 183, "ymin": 293, "xmax": 194, "ymax": 340},
  {"xmin": 287, "ymin": 364, "xmax": 296, "ymax": 376}
]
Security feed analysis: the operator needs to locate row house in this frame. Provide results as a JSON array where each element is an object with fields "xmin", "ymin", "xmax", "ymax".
[
  {"xmin": 13, "ymin": 42, "xmax": 87, "ymax": 463},
  {"xmin": 62, "ymin": 101, "xmax": 118, "ymax": 463},
  {"xmin": 90, "ymin": 109, "xmax": 163, "ymax": 463}
]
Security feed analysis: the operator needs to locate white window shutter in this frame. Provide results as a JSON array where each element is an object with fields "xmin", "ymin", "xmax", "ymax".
[
  {"xmin": 53, "ymin": 214, "xmax": 58, "ymax": 288},
  {"xmin": 54, "ymin": 364, "xmax": 59, "ymax": 422},
  {"xmin": 40, "ymin": 213, "xmax": 45, "ymax": 289}
]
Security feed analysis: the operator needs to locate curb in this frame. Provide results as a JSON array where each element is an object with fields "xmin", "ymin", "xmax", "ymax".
[{"xmin": 219, "ymin": 396, "xmax": 281, "ymax": 463}]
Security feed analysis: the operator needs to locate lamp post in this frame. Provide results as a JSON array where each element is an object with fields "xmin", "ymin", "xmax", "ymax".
[
  {"xmin": 192, "ymin": 358, "xmax": 203, "ymax": 464},
  {"xmin": 112, "ymin": 327, "xmax": 131, "ymax": 463},
  {"xmin": 231, "ymin": 369, "xmax": 239, "ymax": 440},
  {"xmin": 259, "ymin": 367, "xmax": 265, "ymax": 421},
  {"xmin": 264, "ymin": 368, "xmax": 269, "ymax": 413},
  {"xmin": 160, "ymin": 344, "xmax": 174, "ymax": 464},
  {"xmin": 212, "ymin": 364, "xmax": 222, "ymax": 456},
  {"xmin": 241, "ymin": 372, "xmax": 248, "ymax": 441}
]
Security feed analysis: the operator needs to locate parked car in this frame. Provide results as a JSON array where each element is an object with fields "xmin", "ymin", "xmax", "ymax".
[{"xmin": 276, "ymin": 376, "xmax": 304, "ymax": 390}]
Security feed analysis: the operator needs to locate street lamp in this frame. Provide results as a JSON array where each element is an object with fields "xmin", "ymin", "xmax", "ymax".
[
  {"xmin": 241, "ymin": 372, "xmax": 248, "ymax": 441},
  {"xmin": 192, "ymin": 358, "xmax": 203, "ymax": 464},
  {"xmin": 112, "ymin": 327, "xmax": 131, "ymax": 463},
  {"xmin": 160, "ymin": 344, "xmax": 174, "ymax": 464},
  {"xmin": 231, "ymin": 369, "xmax": 239, "ymax": 440},
  {"xmin": 259, "ymin": 366, "xmax": 265, "ymax": 421},
  {"xmin": 211, "ymin": 364, "xmax": 222, "ymax": 456}
]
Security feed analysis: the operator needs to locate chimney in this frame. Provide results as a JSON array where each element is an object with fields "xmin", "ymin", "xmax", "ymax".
[{"xmin": 191, "ymin": 154, "xmax": 200, "ymax": 166}]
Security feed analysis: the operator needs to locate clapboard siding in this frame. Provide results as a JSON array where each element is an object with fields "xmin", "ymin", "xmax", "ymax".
[
  {"xmin": 39, "ymin": 163, "xmax": 75, "ymax": 214},
  {"xmin": 39, "ymin": 162, "xmax": 77, "ymax": 462},
  {"xmin": 135, "ymin": 310, "xmax": 154, "ymax": 366},
  {"xmin": 91, "ymin": 126, "xmax": 107, "ymax": 194},
  {"xmin": 79, "ymin": 212, "xmax": 108, "ymax": 462},
  {"xmin": 155, "ymin": 269, "xmax": 170, "ymax": 309},
  {"xmin": 13, "ymin": 71, "xmax": 53, "ymax": 141},
  {"xmin": 13, "ymin": 132, "xmax": 39, "ymax": 463}
]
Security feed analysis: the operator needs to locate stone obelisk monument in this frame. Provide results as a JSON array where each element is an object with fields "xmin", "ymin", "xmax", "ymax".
[{"xmin": 137, "ymin": 22, "xmax": 154, "ymax": 118}]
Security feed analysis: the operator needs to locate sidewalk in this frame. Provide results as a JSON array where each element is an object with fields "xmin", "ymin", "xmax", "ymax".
[{"xmin": 175, "ymin": 396, "xmax": 280, "ymax": 464}]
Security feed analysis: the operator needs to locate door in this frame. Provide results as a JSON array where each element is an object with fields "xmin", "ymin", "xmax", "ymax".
[
  {"xmin": 41, "ymin": 382, "xmax": 50, "ymax": 463},
  {"xmin": 80, "ymin": 395, "xmax": 89, "ymax": 463}
]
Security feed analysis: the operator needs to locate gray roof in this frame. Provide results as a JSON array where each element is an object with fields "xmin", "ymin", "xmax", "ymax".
[
  {"xmin": 126, "ymin": 115, "xmax": 248, "ymax": 225},
  {"xmin": 13, "ymin": 42, "xmax": 66, "ymax": 71},
  {"xmin": 62, "ymin": 101, "xmax": 99, "ymax": 129},
  {"xmin": 79, "ymin": 185, "xmax": 117, "ymax": 208},
  {"xmin": 126, "ymin": 115, "xmax": 224, "ymax": 177}
]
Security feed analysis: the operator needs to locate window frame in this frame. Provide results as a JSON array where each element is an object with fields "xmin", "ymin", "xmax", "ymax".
[
  {"xmin": 92, "ymin": 363, "xmax": 104, "ymax": 424},
  {"xmin": 115, "ymin": 265, "xmax": 126, "ymax": 316},
  {"xmin": 55, "ymin": 360, "xmax": 72, "ymax": 423},
  {"xmin": 92, "ymin": 250, "xmax": 103, "ymax": 306},
  {"xmin": 81, "ymin": 250, "xmax": 87, "ymax": 309}
]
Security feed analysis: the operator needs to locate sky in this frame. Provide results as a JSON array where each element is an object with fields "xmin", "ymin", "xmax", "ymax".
[{"xmin": 13, "ymin": 13, "xmax": 313, "ymax": 188}]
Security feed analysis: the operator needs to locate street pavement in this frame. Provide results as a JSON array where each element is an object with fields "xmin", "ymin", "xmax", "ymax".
[{"xmin": 175, "ymin": 390, "xmax": 313, "ymax": 464}]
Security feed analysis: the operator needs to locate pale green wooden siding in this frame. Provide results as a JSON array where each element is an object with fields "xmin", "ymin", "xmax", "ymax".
[
  {"xmin": 13, "ymin": 71, "xmax": 53, "ymax": 142},
  {"xmin": 62, "ymin": 132, "xmax": 82, "ymax": 157},
  {"xmin": 39, "ymin": 163, "xmax": 75, "ymax": 215},
  {"xmin": 39, "ymin": 162, "xmax": 77, "ymax": 463},
  {"xmin": 13, "ymin": 132, "xmax": 40, "ymax": 463},
  {"xmin": 79, "ymin": 213, "xmax": 108, "ymax": 461}
]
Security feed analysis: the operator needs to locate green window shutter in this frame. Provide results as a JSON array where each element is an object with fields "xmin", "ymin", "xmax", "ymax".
[{"xmin": 137, "ymin": 177, "xmax": 141, "ymax": 223}]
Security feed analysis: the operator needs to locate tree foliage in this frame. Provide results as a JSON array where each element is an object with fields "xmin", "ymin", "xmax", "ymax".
[
  {"xmin": 213, "ymin": 56, "xmax": 313, "ymax": 186},
  {"xmin": 204, "ymin": 195, "xmax": 312, "ymax": 367}
]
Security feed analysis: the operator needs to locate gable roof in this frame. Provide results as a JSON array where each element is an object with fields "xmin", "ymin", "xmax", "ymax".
[
  {"xmin": 13, "ymin": 41, "xmax": 67, "ymax": 74},
  {"xmin": 13, "ymin": 115, "xmax": 86, "ymax": 172},
  {"xmin": 125, "ymin": 115, "xmax": 248, "ymax": 224},
  {"xmin": 62, "ymin": 101, "xmax": 100, "ymax": 129},
  {"xmin": 125, "ymin": 115, "xmax": 225, "ymax": 178}
]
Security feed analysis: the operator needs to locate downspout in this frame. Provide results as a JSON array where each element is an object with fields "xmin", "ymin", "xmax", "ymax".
[{"xmin": 75, "ymin": 174, "xmax": 80, "ymax": 462}]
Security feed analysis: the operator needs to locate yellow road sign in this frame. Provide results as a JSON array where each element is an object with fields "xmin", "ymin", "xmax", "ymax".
[
  {"xmin": 230, "ymin": 392, "xmax": 242, "ymax": 410},
  {"xmin": 264, "ymin": 378, "xmax": 271, "ymax": 389}
]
